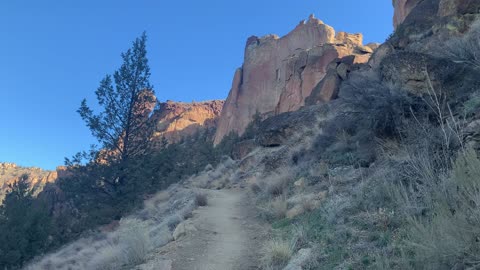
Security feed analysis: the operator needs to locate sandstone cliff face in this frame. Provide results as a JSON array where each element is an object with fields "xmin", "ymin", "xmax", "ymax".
[
  {"xmin": 0, "ymin": 162, "xmax": 58, "ymax": 202},
  {"xmin": 214, "ymin": 15, "xmax": 373, "ymax": 144},
  {"xmin": 151, "ymin": 100, "xmax": 224, "ymax": 144}
]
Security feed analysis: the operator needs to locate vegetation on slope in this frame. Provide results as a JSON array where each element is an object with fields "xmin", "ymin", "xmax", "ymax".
[
  {"xmin": 243, "ymin": 20, "xmax": 480, "ymax": 269},
  {"xmin": 0, "ymin": 32, "xmax": 237, "ymax": 269}
]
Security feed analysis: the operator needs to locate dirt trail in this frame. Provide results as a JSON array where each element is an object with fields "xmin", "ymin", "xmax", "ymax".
[{"xmin": 159, "ymin": 188, "xmax": 266, "ymax": 270}]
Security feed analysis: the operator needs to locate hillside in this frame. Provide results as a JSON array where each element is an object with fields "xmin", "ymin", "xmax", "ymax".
[{"xmin": 2, "ymin": 0, "xmax": 480, "ymax": 269}]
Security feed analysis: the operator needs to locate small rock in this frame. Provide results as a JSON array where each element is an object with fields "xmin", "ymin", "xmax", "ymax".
[
  {"xmin": 355, "ymin": 45, "xmax": 374, "ymax": 54},
  {"xmin": 293, "ymin": 178, "xmax": 305, "ymax": 189}
]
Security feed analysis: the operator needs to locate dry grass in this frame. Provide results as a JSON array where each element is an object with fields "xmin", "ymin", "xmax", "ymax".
[
  {"xmin": 300, "ymin": 197, "xmax": 316, "ymax": 213},
  {"xmin": 25, "ymin": 188, "xmax": 195, "ymax": 270},
  {"xmin": 402, "ymin": 148, "xmax": 480, "ymax": 268},
  {"xmin": 270, "ymin": 197, "xmax": 287, "ymax": 219},
  {"xmin": 258, "ymin": 197, "xmax": 288, "ymax": 221},
  {"xmin": 189, "ymin": 158, "xmax": 236, "ymax": 189},
  {"xmin": 261, "ymin": 238, "xmax": 294, "ymax": 269},
  {"xmin": 266, "ymin": 178, "xmax": 287, "ymax": 197},
  {"xmin": 116, "ymin": 218, "xmax": 151, "ymax": 266},
  {"xmin": 263, "ymin": 169, "xmax": 293, "ymax": 197}
]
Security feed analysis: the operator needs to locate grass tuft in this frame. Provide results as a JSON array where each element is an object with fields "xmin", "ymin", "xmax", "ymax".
[{"xmin": 195, "ymin": 192, "xmax": 208, "ymax": 207}]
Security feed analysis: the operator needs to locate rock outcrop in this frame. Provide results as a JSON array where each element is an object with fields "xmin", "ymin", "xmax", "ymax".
[
  {"xmin": 214, "ymin": 15, "xmax": 374, "ymax": 144},
  {"xmin": 393, "ymin": 0, "xmax": 480, "ymax": 30},
  {"xmin": 392, "ymin": 0, "xmax": 423, "ymax": 29},
  {"xmin": 151, "ymin": 100, "xmax": 224, "ymax": 144},
  {"xmin": 390, "ymin": 0, "xmax": 480, "ymax": 51},
  {"xmin": 0, "ymin": 162, "xmax": 58, "ymax": 202}
]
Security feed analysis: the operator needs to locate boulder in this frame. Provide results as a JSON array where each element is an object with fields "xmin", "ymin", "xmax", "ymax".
[
  {"xmin": 257, "ymin": 105, "xmax": 329, "ymax": 147},
  {"xmin": 232, "ymin": 139, "xmax": 258, "ymax": 160},
  {"xmin": 380, "ymin": 51, "xmax": 480, "ymax": 97},
  {"xmin": 305, "ymin": 55, "xmax": 367, "ymax": 106}
]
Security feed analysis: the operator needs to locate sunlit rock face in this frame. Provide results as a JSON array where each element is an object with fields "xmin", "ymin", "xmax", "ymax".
[
  {"xmin": 214, "ymin": 15, "xmax": 372, "ymax": 145},
  {"xmin": 0, "ymin": 162, "xmax": 58, "ymax": 202},
  {"xmin": 150, "ymin": 100, "xmax": 224, "ymax": 144}
]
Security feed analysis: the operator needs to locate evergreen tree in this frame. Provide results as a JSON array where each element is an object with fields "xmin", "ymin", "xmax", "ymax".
[
  {"xmin": 0, "ymin": 174, "xmax": 53, "ymax": 269},
  {"xmin": 77, "ymin": 32, "xmax": 155, "ymax": 186}
]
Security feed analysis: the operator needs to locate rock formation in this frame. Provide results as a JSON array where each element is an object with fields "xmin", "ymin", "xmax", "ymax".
[
  {"xmin": 151, "ymin": 100, "xmax": 224, "ymax": 144},
  {"xmin": 392, "ymin": 0, "xmax": 422, "ymax": 29},
  {"xmin": 393, "ymin": 0, "xmax": 480, "ymax": 30},
  {"xmin": 214, "ymin": 15, "xmax": 374, "ymax": 144},
  {"xmin": 0, "ymin": 162, "xmax": 58, "ymax": 202}
]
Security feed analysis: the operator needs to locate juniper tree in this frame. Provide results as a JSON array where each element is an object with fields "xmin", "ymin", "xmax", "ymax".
[
  {"xmin": 77, "ymin": 32, "xmax": 155, "ymax": 185},
  {"xmin": 0, "ymin": 174, "xmax": 53, "ymax": 269}
]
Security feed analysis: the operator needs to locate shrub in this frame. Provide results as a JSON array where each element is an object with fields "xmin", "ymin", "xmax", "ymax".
[
  {"xmin": 261, "ymin": 238, "xmax": 294, "ymax": 269},
  {"xmin": 90, "ymin": 244, "xmax": 124, "ymax": 270},
  {"xmin": 403, "ymin": 148, "xmax": 480, "ymax": 269},
  {"xmin": 195, "ymin": 192, "xmax": 208, "ymax": 207},
  {"xmin": 117, "ymin": 218, "xmax": 151, "ymax": 266},
  {"xmin": 264, "ymin": 170, "xmax": 291, "ymax": 197},
  {"xmin": 166, "ymin": 215, "xmax": 182, "ymax": 231},
  {"xmin": 266, "ymin": 179, "xmax": 287, "ymax": 197},
  {"xmin": 261, "ymin": 197, "xmax": 287, "ymax": 219},
  {"xmin": 464, "ymin": 93, "xmax": 480, "ymax": 115},
  {"xmin": 444, "ymin": 19, "xmax": 480, "ymax": 69},
  {"xmin": 249, "ymin": 182, "xmax": 262, "ymax": 194}
]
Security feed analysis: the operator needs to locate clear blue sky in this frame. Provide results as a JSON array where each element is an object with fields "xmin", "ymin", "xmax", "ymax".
[{"xmin": 0, "ymin": 0, "xmax": 393, "ymax": 170}]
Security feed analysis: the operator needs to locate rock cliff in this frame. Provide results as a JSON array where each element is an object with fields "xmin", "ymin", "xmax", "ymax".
[
  {"xmin": 0, "ymin": 162, "xmax": 58, "ymax": 202},
  {"xmin": 392, "ymin": 0, "xmax": 480, "ymax": 33},
  {"xmin": 214, "ymin": 15, "xmax": 374, "ymax": 145},
  {"xmin": 151, "ymin": 100, "xmax": 224, "ymax": 144},
  {"xmin": 392, "ymin": 0, "xmax": 423, "ymax": 29}
]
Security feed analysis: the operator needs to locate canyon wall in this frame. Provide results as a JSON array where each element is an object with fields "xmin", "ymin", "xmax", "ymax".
[
  {"xmin": 213, "ymin": 15, "xmax": 374, "ymax": 145},
  {"xmin": 0, "ymin": 162, "xmax": 59, "ymax": 201},
  {"xmin": 151, "ymin": 100, "xmax": 224, "ymax": 144}
]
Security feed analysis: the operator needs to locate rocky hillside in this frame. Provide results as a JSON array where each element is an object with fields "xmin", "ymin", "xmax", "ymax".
[
  {"xmin": 0, "ymin": 162, "xmax": 58, "ymax": 201},
  {"xmin": 6, "ymin": 0, "xmax": 480, "ymax": 269},
  {"xmin": 214, "ymin": 14, "xmax": 377, "ymax": 144}
]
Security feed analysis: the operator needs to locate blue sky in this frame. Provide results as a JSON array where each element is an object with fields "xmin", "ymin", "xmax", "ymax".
[{"xmin": 0, "ymin": 1, "xmax": 393, "ymax": 170}]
